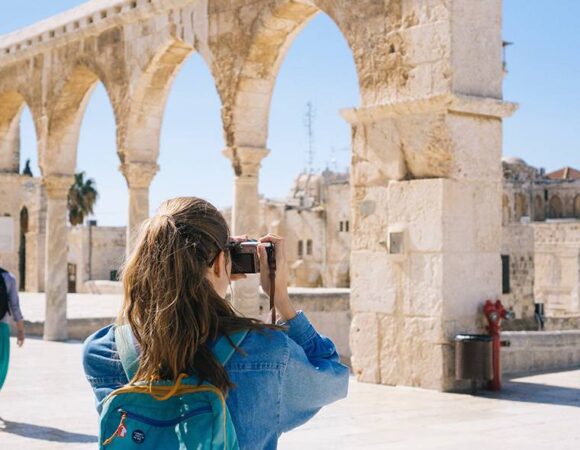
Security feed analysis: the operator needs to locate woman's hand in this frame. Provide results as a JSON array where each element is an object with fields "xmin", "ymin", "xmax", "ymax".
[
  {"xmin": 16, "ymin": 320, "xmax": 25, "ymax": 347},
  {"xmin": 258, "ymin": 234, "xmax": 296, "ymax": 322}
]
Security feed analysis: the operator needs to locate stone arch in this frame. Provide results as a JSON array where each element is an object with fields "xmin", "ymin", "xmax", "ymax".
[
  {"xmin": 534, "ymin": 194, "xmax": 544, "ymax": 221},
  {"xmin": 574, "ymin": 194, "xmax": 580, "ymax": 219},
  {"xmin": 548, "ymin": 195, "xmax": 563, "ymax": 219},
  {"xmin": 502, "ymin": 194, "xmax": 510, "ymax": 225},
  {"xmin": 227, "ymin": 0, "xmax": 362, "ymax": 149},
  {"xmin": 43, "ymin": 66, "xmax": 120, "ymax": 175},
  {"xmin": 120, "ymin": 39, "xmax": 196, "ymax": 164},
  {"xmin": 514, "ymin": 192, "xmax": 527, "ymax": 222},
  {"xmin": 0, "ymin": 91, "xmax": 42, "ymax": 173}
]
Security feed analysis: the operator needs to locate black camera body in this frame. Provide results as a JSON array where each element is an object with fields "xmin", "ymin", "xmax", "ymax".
[{"xmin": 230, "ymin": 240, "xmax": 274, "ymax": 274}]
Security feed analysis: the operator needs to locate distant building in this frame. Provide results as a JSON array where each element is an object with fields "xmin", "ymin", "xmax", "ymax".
[
  {"xmin": 0, "ymin": 174, "xmax": 125, "ymax": 293},
  {"xmin": 501, "ymin": 157, "xmax": 580, "ymax": 329},
  {"xmin": 224, "ymin": 170, "xmax": 351, "ymax": 288},
  {"xmin": 241, "ymin": 159, "xmax": 580, "ymax": 330}
]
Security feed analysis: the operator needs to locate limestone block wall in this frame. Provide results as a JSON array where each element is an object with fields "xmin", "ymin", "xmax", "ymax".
[
  {"xmin": 533, "ymin": 222, "xmax": 580, "ymax": 323},
  {"xmin": 0, "ymin": 174, "xmax": 25, "ymax": 277},
  {"xmin": 89, "ymin": 227, "xmax": 126, "ymax": 281},
  {"xmin": 502, "ymin": 330, "xmax": 580, "ymax": 375},
  {"xmin": 21, "ymin": 177, "xmax": 46, "ymax": 292},
  {"xmin": 0, "ymin": 175, "xmax": 44, "ymax": 290},
  {"xmin": 263, "ymin": 287, "xmax": 352, "ymax": 361},
  {"xmin": 501, "ymin": 224, "xmax": 535, "ymax": 329},
  {"xmin": 284, "ymin": 208, "xmax": 325, "ymax": 287},
  {"xmin": 324, "ymin": 181, "xmax": 351, "ymax": 287},
  {"xmin": 68, "ymin": 226, "xmax": 126, "ymax": 292}
]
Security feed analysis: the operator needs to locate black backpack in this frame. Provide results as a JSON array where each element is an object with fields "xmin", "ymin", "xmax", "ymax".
[{"xmin": 0, "ymin": 268, "xmax": 11, "ymax": 321}]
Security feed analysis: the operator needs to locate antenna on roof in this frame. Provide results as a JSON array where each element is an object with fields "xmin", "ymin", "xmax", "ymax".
[
  {"xmin": 502, "ymin": 41, "xmax": 513, "ymax": 74},
  {"xmin": 303, "ymin": 101, "xmax": 316, "ymax": 174}
]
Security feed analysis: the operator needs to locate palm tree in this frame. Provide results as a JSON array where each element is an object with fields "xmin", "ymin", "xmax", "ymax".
[
  {"xmin": 22, "ymin": 159, "xmax": 33, "ymax": 177},
  {"xmin": 68, "ymin": 172, "xmax": 98, "ymax": 226}
]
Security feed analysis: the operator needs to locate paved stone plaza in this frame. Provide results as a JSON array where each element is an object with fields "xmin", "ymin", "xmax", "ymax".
[{"xmin": 1, "ymin": 333, "xmax": 579, "ymax": 449}]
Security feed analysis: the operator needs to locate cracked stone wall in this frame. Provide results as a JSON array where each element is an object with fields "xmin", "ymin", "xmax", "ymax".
[
  {"xmin": 0, "ymin": 0, "xmax": 513, "ymax": 388},
  {"xmin": 534, "ymin": 222, "xmax": 580, "ymax": 328}
]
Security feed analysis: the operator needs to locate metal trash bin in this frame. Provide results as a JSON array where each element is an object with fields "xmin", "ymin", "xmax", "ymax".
[{"xmin": 455, "ymin": 334, "xmax": 493, "ymax": 381}]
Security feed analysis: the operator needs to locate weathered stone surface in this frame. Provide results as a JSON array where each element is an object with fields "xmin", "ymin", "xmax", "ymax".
[
  {"xmin": 350, "ymin": 251, "xmax": 398, "ymax": 314},
  {"xmin": 379, "ymin": 315, "xmax": 445, "ymax": 389},
  {"xmin": 534, "ymin": 222, "xmax": 580, "ymax": 318},
  {"xmin": 502, "ymin": 330, "xmax": 580, "ymax": 375},
  {"xmin": 350, "ymin": 312, "xmax": 380, "ymax": 383},
  {"xmin": 42, "ymin": 175, "xmax": 74, "ymax": 341},
  {"xmin": 120, "ymin": 161, "xmax": 159, "ymax": 250},
  {"xmin": 0, "ymin": 0, "xmax": 515, "ymax": 391}
]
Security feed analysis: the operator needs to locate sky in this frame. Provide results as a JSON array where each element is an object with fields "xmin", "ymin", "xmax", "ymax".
[{"xmin": 2, "ymin": 0, "xmax": 579, "ymax": 226}]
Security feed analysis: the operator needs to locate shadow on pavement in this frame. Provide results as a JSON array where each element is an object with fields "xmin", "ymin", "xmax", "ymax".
[
  {"xmin": 0, "ymin": 418, "xmax": 97, "ymax": 443},
  {"xmin": 479, "ymin": 380, "xmax": 580, "ymax": 408}
]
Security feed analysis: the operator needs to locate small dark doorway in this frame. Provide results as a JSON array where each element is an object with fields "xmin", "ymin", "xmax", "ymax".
[
  {"xmin": 19, "ymin": 207, "xmax": 28, "ymax": 291},
  {"xmin": 67, "ymin": 263, "xmax": 77, "ymax": 293}
]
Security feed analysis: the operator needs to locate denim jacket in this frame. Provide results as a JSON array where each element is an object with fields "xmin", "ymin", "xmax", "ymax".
[{"xmin": 82, "ymin": 311, "xmax": 349, "ymax": 450}]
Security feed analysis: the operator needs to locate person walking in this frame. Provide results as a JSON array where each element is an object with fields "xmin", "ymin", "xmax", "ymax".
[{"xmin": 0, "ymin": 267, "xmax": 25, "ymax": 390}]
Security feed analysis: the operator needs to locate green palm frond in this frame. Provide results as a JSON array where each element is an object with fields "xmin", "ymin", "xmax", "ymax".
[{"xmin": 68, "ymin": 171, "xmax": 99, "ymax": 226}]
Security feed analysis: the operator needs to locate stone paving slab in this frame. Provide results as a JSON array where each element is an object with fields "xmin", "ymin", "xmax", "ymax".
[{"xmin": 1, "ymin": 337, "xmax": 580, "ymax": 449}]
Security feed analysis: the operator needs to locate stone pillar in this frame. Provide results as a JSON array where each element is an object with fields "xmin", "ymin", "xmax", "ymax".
[
  {"xmin": 42, "ymin": 175, "xmax": 73, "ymax": 341},
  {"xmin": 0, "ymin": 112, "xmax": 21, "ymax": 173},
  {"xmin": 223, "ymin": 146, "xmax": 269, "ymax": 318},
  {"xmin": 121, "ymin": 162, "xmax": 159, "ymax": 253},
  {"xmin": 343, "ymin": 94, "xmax": 516, "ymax": 391}
]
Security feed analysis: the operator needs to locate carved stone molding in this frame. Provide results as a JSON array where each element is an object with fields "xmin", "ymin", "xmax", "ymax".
[
  {"xmin": 42, "ymin": 174, "xmax": 74, "ymax": 199},
  {"xmin": 120, "ymin": 161, "xmax": 160, "ymax": 189},
  {"xmin": 341, "ymin": 94, "xmax": 519, "ymax": 124},
  {"xmin": 222, "ymin": 146, "xmax": 270, "ymax": 178}
]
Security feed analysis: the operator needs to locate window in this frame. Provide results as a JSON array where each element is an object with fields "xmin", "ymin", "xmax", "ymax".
[
  {"xmin": 306, "ymin": 239, "xmax": 313, "ymax": 256},
  {"xmin": 501, "ymin": 255, "xmax": 510, "ymax": 294},
  {"xmin": 298, "ymin": 241, "xmax": 303, "ymax": 258},
  {"xmin": 345, "ymin": 220, "xmax": 350, "ymax": 232},
  {"xmin": 339, "ymin": 221, "xmax": 343, "ymax": 232}
]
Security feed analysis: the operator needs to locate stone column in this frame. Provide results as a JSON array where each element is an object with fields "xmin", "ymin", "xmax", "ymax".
[
  {"xmin": 120, "ymin": 162, "xmax": 159, "ymax": 253},
  {"xmin": 343, "ymin": 95, "xmax": 516, "ymax": 391},
  {"xmin": 223, "ymin": 146, "xmax": 269, "ymax": 318},
  {"xmin": 42, "ymin": 175, "xmax": 74, "ymax": 341}
]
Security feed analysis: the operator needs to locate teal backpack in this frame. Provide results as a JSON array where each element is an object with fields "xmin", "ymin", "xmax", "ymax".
[{"xmin": 99, "ymin": 325, "xmax": 247, "ymax": 449}]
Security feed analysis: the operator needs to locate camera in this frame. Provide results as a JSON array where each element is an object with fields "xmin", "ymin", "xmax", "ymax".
[{"xmin": 229, "ymin": 240, "xmax": 274, "ymax": 274}]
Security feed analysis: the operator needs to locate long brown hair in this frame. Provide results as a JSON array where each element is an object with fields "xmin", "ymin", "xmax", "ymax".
[{"xmin": 118, "ymin": 197, "xmax": 272, "ymax": 393}]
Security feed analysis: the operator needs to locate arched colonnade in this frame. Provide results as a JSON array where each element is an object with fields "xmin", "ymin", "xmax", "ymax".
[{"xmin": 0, "ymin": 0, "xmax": 516, "ymax": 390}]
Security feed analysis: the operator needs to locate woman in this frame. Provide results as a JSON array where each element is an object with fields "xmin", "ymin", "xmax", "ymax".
[
  {"xmin": 0, "ymin": 267, "xmax": 25, "ymax": 391},
  {"xmin": 83, "ymin": 197, "xmax": 349, "ymax": 449}
]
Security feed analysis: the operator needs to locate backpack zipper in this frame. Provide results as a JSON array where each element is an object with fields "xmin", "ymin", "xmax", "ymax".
[
  {"xmin": 102, "ymin": 411, "xmax": 127, "ymax": 446},
  {"xmin": 117, "ymin": 406, "xmax": 212, "ymax": 427}
]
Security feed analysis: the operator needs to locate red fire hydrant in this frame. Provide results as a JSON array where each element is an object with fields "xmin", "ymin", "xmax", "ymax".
[{"xmin": 483, "ymin": 299, "xmax": 514, "ymax": 391}]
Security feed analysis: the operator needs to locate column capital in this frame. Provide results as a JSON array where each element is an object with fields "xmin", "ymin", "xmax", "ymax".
[
  {"xmin": 42, "ymin": 174, "xmax": 74, "ymax": 199},
  {"xmin": 341, "ymin": 94, "xmax": 518, "ymax": 124},
  {"xmin": 120, "ymin": 161, "xmax": 159, "ymax": 189},
  {"xmin": 222, "ymin": 146, "xmax": 270, "ymax": 177}
]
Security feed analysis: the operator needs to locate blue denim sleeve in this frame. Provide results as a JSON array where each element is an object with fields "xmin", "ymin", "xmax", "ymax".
[
  {"xmin": 82, "ymin": 324, "xmax": 128, "ymax": 414},
  {"xmin": 278, "ymin": 311, "xmax": 349, "ymax": 433},
  {"xmin": 4, "ymin": 272, "xmax": 23, "ymax": 322}
]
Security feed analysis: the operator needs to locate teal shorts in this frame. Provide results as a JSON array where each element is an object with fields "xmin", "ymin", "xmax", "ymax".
[{"xmin": 0, "ymin": 322, "xmax": 9, "ymax": 390}]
